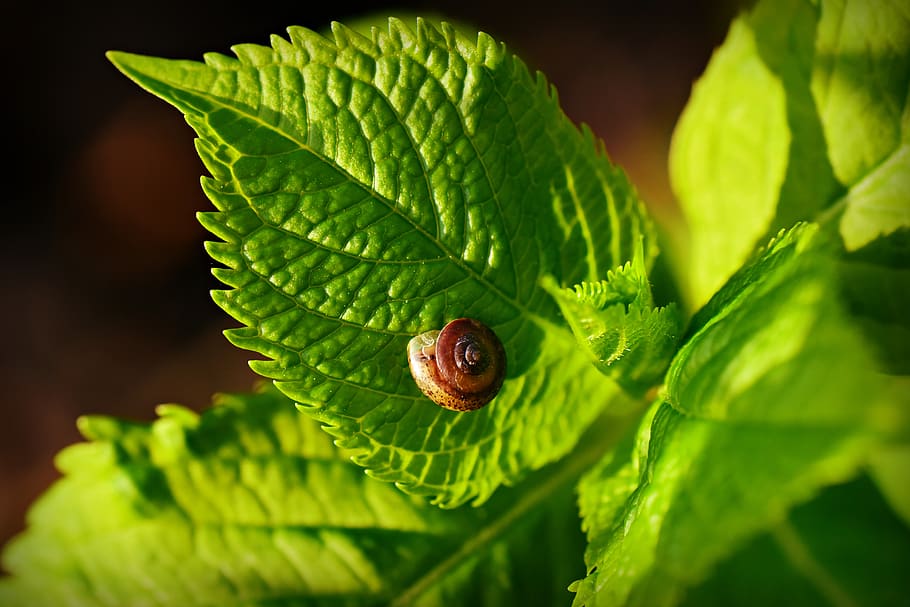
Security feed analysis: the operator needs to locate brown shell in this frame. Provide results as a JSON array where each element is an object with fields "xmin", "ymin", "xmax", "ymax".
[{"xmin": 407, "ymin": 318, "xmax": 506, "ymax": 411}]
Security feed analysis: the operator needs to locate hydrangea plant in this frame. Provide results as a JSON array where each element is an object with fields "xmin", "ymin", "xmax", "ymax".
[{"xmin": 2, "ymin": 0, "xmax": 908, "ymax": 605}]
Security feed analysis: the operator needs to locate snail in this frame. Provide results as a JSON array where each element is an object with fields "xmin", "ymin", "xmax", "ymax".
[{"xmin": 407, "ymin": 318, "xmax": 507, "ymax": 411}]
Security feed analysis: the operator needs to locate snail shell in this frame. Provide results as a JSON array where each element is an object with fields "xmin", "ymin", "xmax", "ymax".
[{"xmin": 407, "ymin": 318, "xmax": 507, "ymax": 411}]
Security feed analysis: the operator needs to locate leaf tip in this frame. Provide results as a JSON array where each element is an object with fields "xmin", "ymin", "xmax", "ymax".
[
  {"xmin": 104, "ymin": 49, "xmax": 124, "ymax": 66},
  {"xmin": 105, "ymin": 50, "xmax": 144, "ymax": 80},
  {"xmin": 75, "ymin": 414, "xmax": 103, "ymax": 440},
  {"xmin": 104, "ymin": 50, "xmax": 159, "ymax": 79}
]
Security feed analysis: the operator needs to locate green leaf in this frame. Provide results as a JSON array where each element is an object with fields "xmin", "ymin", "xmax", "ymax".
[
  {"xmin": 0, "ymin": 384, "xmax": 620, "ymax": 606},
  {"xmin": 107, "ymin": 18, "xmax": 654, "ymax": 507},
  {"xmin": 835, "ymin": 150, "xmax": 910, "ymax": 252},
  {"xmin": 669, "ymin": 0, "xmax": 910, "ymax": 309},
  {"xmin": 683, "ymin": 476, "xmax": 910, "ymax": 607},
  {"xmin": 570, "ymin": 224, "xmax": 909, "ymax": 607},
  {"xmin": 668, "ymin": 5, "xmax": 792, "ymax": 309},
  {"xmin": 666, "ymin": 223, "xmax": 894, "ymax": 427},
  {"xmin": 543, "ymin": 240, "xmax": 682, "ymax": 395}
]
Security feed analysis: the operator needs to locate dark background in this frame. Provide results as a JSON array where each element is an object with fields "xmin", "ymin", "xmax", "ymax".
[{"xmin": 1, "ymin": 0, "xmax": 747, "ymax": 550}]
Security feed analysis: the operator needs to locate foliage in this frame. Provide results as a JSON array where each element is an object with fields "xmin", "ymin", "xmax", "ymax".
[{"xmin": 2, "ymin": 0, "xmax": 908, "ymax": 605}]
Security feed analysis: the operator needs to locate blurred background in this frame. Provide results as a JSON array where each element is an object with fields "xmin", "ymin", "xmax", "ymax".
[{"xmin": 1, "ymin": 0, "xmax": 747, "ymax": 550}]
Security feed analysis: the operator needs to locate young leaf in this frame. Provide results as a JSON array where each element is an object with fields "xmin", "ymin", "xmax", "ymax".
[
  {"xmin": 107, "ymin": 18, "xmax": 654, "ymax": 507},
  {"xmin": 0, "ymin": 384, "xmax": 612, "ymax": 606},
  {"xmin": 669, "ymin": 0, "xmax": 910, "ymax": 308},
  {"xmin": 570, "ymin": 224, "xmax": 909, "ymax": 606},
  {"xmin": 543, "ymin": 240, "xmax": 682, "ymax": 395}
]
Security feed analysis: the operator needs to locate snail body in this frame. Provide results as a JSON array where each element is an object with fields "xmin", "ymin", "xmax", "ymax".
[{"xmin": 407, "ymin": 318, "xmax": 506, "ymax": 411}]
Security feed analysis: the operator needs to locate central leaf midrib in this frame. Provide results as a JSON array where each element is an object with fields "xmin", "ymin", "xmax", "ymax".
[{"xmin": 241, "ymin": 195, "xmax": 450, "ymax": 266}]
